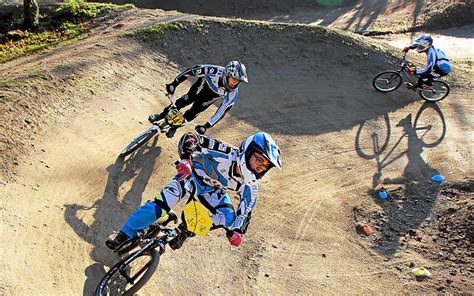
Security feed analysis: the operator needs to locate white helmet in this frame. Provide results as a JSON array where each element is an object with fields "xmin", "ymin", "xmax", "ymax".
[
  {"xmin": 223, "ymin": 60, "xmax": 248, "ymax": 91},
  {"xmin": 238, "ymin": 132, "xmax": 282, "ymax": 182},
  {"xmin": 415, "ymin": 34, "xmax": 433, "ymax": 53}
]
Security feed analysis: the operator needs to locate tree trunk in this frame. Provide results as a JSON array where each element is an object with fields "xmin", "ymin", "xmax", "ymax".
[{"xmin": 24, "ymin": 0, "xmax": 40, "ymax": 30}]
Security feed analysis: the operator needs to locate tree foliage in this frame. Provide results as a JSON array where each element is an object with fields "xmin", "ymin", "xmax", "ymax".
[{"xmin": 23, "ymin": 0, "xmax": 40, "ymax": 30}]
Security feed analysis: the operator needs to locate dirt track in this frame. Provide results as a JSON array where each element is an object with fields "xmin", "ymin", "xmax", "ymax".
[{"xmin": 1, "ymin": 6, "xmax": 473, "ymax": 296}]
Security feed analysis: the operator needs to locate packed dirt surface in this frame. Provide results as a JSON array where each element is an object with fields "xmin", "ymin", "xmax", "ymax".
[
  {"xmin": 1, "ymin": 5, "xmax": 473, "ymax": 296},
  {"xmin": 96, "ymin": 0, "xmax": 474, "ymax": 63},
  {"xmin": 98, "ymin": 0, "xmax": 473, "ymax": 31}
]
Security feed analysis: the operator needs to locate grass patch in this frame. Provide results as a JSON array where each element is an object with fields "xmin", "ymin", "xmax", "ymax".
[
  {"xmin": 0, "ymin": 24, "xmax": 88, "ymax": 63},
  {"xmin": 127, "ymin": 22, "xmax": 184, "ymax": 40},
  {"xmin": 0, "ymin": 80, "xmax": 15, "ymax": 88},
  {"xmin": 0, "ymin": 1, "xmax": 134, "ymax": 63},
  {"xmin": 0, "ymin": 93, "xmax": 13, "ymax": 103},
  {"xmin": 54, "ymin": 0, "xmax": 134, "ymax": 23}
]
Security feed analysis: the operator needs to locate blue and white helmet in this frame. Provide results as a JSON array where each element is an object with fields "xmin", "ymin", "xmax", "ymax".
[
  {"xmin": 415, "ymin": 34, "xmax": 433, "ymax": 53},
  {"xmin": 238, "ymin": 132, "xmax": 282, "ymax": 181},
  {"xmin": 223, "ymin": 60, "xmax": 248, "ymax": 91}
]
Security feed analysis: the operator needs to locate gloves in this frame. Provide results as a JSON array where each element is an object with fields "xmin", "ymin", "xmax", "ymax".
[
  {"xmin": 166, "ymin": 82, "xmax": 177, "ymax": 95},
  {"xmin": 227, "ymin": 230, "xmax": 242, "ymax": 247},
  {"xmin": 175, "ymin": 159, "xmax": 192, "ymax": 181},
  {"xmin": 402, "ymin": 47, "xmax": 410, "ymax": 53},
  {"xmin": 195, "ymin": 125, "xmax": 206, "ymax": 135},
  {"xmin": 195, "ymin": 123, "xmax": 210, "ymax": 135}
]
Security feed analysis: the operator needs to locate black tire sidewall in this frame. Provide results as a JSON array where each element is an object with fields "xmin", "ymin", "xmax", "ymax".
[
  {"xmin": 120, "ymin": 129, "xmax": 158, "ymax": 157},
  {"xmin": 95, "ymin": 249, "xmax": 160, "ymax": 296},
  {"xmin": 372, "ymin": 71, "xmax": 403, "ymax": 92},
  {"xmin": 419, "ymin": 80, "xmax": 450, "ymax": 102}
]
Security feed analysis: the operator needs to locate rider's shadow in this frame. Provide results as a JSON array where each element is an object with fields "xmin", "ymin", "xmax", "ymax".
[
  {"xmin": 355, "ymin": 102, "xmax": 447, "ymax": 256},
  {"xmin": 63, "ymin": 138, "xmax": 160, "ymax": 295},
  {"xmin": 374, "ymin": 104, "xmax": 446, "ymax": 256}
]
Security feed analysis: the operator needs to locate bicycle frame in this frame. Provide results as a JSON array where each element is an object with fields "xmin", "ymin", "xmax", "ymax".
[
  {"xmin": 155, "ymin": 94, "xmax": 193, "ymax": 131},
  {"xmin": 396, "ymin": 53, "xmax": 418, "ymax": 86}
]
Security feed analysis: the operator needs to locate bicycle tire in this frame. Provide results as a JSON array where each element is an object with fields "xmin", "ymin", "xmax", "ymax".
[
  {"xmin": 419, "ymin": 80, "xmax": 450, "ymax": 102},
  {"xmin": 95, "ymin": 249, "xmax": 160, "ymax": 296},
  {"xmin": 120, "ymin": 128, "xmax": 158, "ymax": 158},
  {"xmin": 372, "ymin": 71, "xmax": 403, "ymax": 92}
]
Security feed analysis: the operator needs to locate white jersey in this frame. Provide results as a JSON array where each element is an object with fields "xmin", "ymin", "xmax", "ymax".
[{"xmin": 173, "ymin": 64, "xmax": 238, "ymax": 127}]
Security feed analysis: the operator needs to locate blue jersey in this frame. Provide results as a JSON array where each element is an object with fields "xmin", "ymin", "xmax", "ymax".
[
  {"xmin": 416, "ymin": 47, "xmax": 451, "ymax": 75},
  {"xmin": 190, "ymin": 135, "xmax": 259, "ymax": 229}
]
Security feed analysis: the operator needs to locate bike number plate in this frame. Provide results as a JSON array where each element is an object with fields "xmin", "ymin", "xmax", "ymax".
[
  {"xmin": 166, "ymin": 109, "xmax": 185, "ymax": 126},
  {"xmin": 183, "ymin": 201, "xmax": 213, "ymax": 237}
]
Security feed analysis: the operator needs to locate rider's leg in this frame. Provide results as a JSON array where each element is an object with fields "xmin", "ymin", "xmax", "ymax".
[
  {"xmin": 120, "ymin": 179, "xmax": 191, "ymax": 238},
  {"xmin": 182, "ymin": 85, "xmax": 220, "ymax": 122},
  {"xmin": 149, "ymin": 78, "xmax": 204, "ymax": 122},
  {"xmin": 417, "ymin": 72, "xmax": 434, "ymax": 88}
]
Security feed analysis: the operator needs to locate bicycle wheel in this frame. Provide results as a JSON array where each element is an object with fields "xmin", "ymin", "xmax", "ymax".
[
  {"xmin": 95, "ymin": 249, "xmax": 160, "ymax": 296},
  {"xmin": 413, "ymin": 102, "xmax": 446, "ymax": 147},
  {"xmin": 120, "ymin": 127, "xmax": 158, "ymax": 158},
  {"xmin": 372, "ymin": 71, "xmax": 403, "ymax": 92},
  {"xmin": 419, "ymin": 80, "xmax": 450, "ymax": 102}
]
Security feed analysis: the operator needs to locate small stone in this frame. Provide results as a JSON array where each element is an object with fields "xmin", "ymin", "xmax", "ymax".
[
  {"xmin": 322, "ymin": 254, "xmax": 327, "ymax": 258},
  {"xmin": 264, "ymin": 273, "xmax": 269, "ymax": 277}
]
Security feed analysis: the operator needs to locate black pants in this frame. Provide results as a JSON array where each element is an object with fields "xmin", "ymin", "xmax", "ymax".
[
  {"xmin": 417, "ymin": 67, "xmax": 446, "ymax": 87},
  {"xmin": 159, "ymin": 78, "xmax": 220, "ymax": 122}
]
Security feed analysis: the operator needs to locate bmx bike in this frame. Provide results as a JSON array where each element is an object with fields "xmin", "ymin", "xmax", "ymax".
[
  {"xmin": 95, "ymin": 194, "xmax": 224, "ymax": 295},
  {"xmin": 372, "ymin": 53, "xmax": 450, "ymax": 102},
  {"xmin": 119, "ymin": 94, "xmax": 193, "ymax": 158}
]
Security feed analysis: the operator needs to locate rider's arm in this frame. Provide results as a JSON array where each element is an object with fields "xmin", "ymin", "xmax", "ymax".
[
  {"xmin": 403, "ymin": 44, "xmax": 418, "ymax": 52},
  {"xmin": 415, "ymin": 48, "xmax": 436, "ymax": 75},
  {"xmin": 205, "ymin": 89, "xmax": 238, "ymax": 128},
  {"xmin": 197, "ymin": 135, "xmax": 234, "ymax": 156},
  {"xmin": 178, "ymin": 132, "xmax": 235, "ymax": 159},
  {"xmin": 231, "ymin": 183, "xmax": 259, "ymax": 234},
  {"xmin": 171, "ymin": 65, "xmax": 221, "ymax": 87}
]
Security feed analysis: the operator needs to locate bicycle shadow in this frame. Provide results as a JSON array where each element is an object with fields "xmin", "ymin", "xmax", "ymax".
[
  {"xmin": 355, "ymin": 102, "xmax": 447, "ymax": 256},
  {"xmin": 63, "ymin": 137, "xmax": 160, "ymax": 295}
]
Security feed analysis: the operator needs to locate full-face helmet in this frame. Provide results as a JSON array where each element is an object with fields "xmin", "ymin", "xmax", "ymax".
[
  {"xmin": 415, "ymin": 34, "xmax": 433, "ymax": 53},
  {"xmin": 223, "ymin": 60, "xmax": 248, "ymax": 91},
  {"xmin": 238, "ymin": 132, "xmax": 282, "ymax": 181}
]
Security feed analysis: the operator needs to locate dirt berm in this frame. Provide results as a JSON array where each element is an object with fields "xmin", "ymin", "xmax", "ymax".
[{"xmin": 0, "ymin": 8, "xmax": 473, "ymax": 295}]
